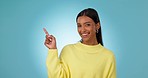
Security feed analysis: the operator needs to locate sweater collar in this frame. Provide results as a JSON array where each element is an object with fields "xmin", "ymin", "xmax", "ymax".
[{"xmin": 75, "ymin": 42, "xmax": 104, "ymax": 53}]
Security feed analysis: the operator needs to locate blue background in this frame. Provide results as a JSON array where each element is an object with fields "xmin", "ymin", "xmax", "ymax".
[{"xmin": 0, "ymin": 0, "xmax": 148, "ymax": 78}]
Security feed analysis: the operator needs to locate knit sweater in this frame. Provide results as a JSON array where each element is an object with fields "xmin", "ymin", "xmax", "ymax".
[{"xmin": 46, "ymin": 42, "xmax": 116, "ymax": 78}]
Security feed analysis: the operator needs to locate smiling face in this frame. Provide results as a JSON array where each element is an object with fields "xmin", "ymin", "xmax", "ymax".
[{"xmin": 77, "ymin": 16, "xmax": 100, "ymax": 45}]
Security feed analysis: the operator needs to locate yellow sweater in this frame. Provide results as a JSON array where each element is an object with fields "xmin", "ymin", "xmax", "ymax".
[{"xmin": 46, "ymin": 42, "xmax": 116, "ymax": 78}]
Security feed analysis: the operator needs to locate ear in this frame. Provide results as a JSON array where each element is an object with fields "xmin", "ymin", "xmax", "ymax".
[{"xmin": 96, "ymin": 22, "xmax": 100, "ymax": 30}]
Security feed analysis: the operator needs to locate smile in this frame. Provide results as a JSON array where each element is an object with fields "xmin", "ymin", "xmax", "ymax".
[{"xmin": 81, "ymin": 33, "xmax": 90, "ymax": 38}]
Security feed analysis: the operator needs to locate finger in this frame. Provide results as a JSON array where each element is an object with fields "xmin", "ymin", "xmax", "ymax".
[
  {"xmin": 45, "ymin": 39, "xmax": 51, "ymax": 45},
  {"xmin": 44, "ymin": 42, "xmax": 50, "ymax": 48},
  {"xmin": 46, "ymin": 35, "xmax": 52, "ymax": 38},
  {"xmin": 45, "ymin": 39, "xmax": 50, "ymax": 43},
  {"xmin": 46, "ymin": 35, "xmax": 52, "ymax": 41},
  {"xmin": 50, "ymin": 35, "xmax": 56, "ymax": 39},
  {"xmin": 43, "ymin": 28, "xmax": 49, "ymax": 35}
]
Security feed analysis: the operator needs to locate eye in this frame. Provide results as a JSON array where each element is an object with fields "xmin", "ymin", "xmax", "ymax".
[
  {"xmin": 86, "ymin": 23, "xmax": 91, "ymax": 26},
  {"xmin": 77, "ymin": 25, "xmax": 81, "ymax": 27}
]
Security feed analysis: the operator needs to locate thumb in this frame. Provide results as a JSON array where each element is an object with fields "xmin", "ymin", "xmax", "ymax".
[{"xmin": 45, "ymin": 44, "xmax": 50, "ymax": 49}]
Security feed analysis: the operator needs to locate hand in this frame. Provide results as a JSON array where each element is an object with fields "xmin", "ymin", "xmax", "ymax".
[{"xmin": 43, "ymin": 28, "xmax": 57, "ymax": 49}]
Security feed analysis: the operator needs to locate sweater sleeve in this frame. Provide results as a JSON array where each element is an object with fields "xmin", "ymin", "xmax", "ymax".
[
  {"xmin": 46, "ymin": 49, "xmax": 70, "ymax": 78},
  {"xmin": 107, "ymin": 54, "xmax": 116, "ymax": 78}
]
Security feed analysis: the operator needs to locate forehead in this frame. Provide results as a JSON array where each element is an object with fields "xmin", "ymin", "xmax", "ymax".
[{"xmin": 77, "ymin": 16, "xmax": 94, "ymax": 23}]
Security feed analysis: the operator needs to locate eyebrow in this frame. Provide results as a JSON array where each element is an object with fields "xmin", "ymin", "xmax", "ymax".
[
  {"xmin": 84, "ymin": 22, "xmax": 91, "ymax": 24},
  {"xmin": 77, "ymin": 21, "xmax": 91, "ymax": 24}
]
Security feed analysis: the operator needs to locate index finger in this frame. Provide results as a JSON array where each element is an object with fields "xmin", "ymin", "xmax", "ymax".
[{"xmin": 43, "ymin": 28, "xmax": 49, "ymax": 35}]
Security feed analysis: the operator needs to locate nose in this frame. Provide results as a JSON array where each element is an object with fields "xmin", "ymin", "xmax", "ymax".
[{"xmin": 81, "ymin": 26, "xmax": 86, "ymax": 32}]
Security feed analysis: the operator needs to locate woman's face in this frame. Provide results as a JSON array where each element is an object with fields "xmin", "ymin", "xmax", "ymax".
[{"xmin": 77, "ymin": 16, "xmax": 100, "ymax": 43}]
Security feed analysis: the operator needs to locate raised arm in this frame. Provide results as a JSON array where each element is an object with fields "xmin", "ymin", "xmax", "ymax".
[{"xmin": 43, "ymin": 28, "xmax": 70, "ymax": 78}]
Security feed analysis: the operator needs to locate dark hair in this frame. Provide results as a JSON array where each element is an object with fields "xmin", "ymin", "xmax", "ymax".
[{"xmin": 76, "ymin": 8, "xmax": 104, "ymax": 46}]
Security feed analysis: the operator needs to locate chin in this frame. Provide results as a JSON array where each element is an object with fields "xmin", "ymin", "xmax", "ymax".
[{"xmin": 82, "ymin": 38, "xmax": 90, "ymax": 42}]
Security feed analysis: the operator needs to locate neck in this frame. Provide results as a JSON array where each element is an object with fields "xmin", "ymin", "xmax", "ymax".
[{"xmin": 81, "ymin": 39, "xmax": 98, "ymax": 45}]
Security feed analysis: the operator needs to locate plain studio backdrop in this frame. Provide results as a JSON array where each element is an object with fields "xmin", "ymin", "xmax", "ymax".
[{"xmin": 0, "ymin": 0, "xmax": 148, "ymax": 78}]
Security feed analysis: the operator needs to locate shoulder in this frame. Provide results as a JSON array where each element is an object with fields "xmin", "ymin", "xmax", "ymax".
[
  {"xmin": 62, "ymin": 43, "xmax": 74, "ymax": 50},
  {"xmin": 60, "ymin": 43, "xmax": 76, "ymax": 59},
  {"xmin": 101, "ymin": 46, "xmax": 115, "ymax": 59},
  {"xmin": 60, "ymin": 43, "xmax": 76, "ymax": 54},
  {"xmin": 62, "ymin": 42, "xmax": 78, "ymax": 50},
  {"xmin": 99, "ymin": 46, "xmax": 116, "ymax": 64}
]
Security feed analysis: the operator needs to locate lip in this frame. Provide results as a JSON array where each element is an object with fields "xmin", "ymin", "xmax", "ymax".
[{"xmin": 81, "ymin": 33, "xmax": 90, "ymax": 38}]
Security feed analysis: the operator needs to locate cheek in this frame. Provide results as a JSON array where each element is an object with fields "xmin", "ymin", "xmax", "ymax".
[
  {"xmin": 77, "ymin": 28, "xmax": 81, "ymax": 34},
  {"xmin": 88, "ymin": 28, "xmax": 96, "ymax": 37},
  {"xmin": 93, "ymin": 29, "xmax": 96, "ymax": 33},
  {"xmin": 89, "ymin": 26, "xmax": 96, "ymax": 33}
]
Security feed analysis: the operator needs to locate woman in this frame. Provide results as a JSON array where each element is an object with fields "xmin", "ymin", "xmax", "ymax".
[{"xmin": 44, "ymin": 8, "xmax": 116, "ymax": 78}]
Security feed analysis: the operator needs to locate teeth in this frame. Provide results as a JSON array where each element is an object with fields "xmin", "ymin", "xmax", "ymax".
[{"xmin": 82, "ymin": 33, "xmax": 88, "ymax": 36}]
